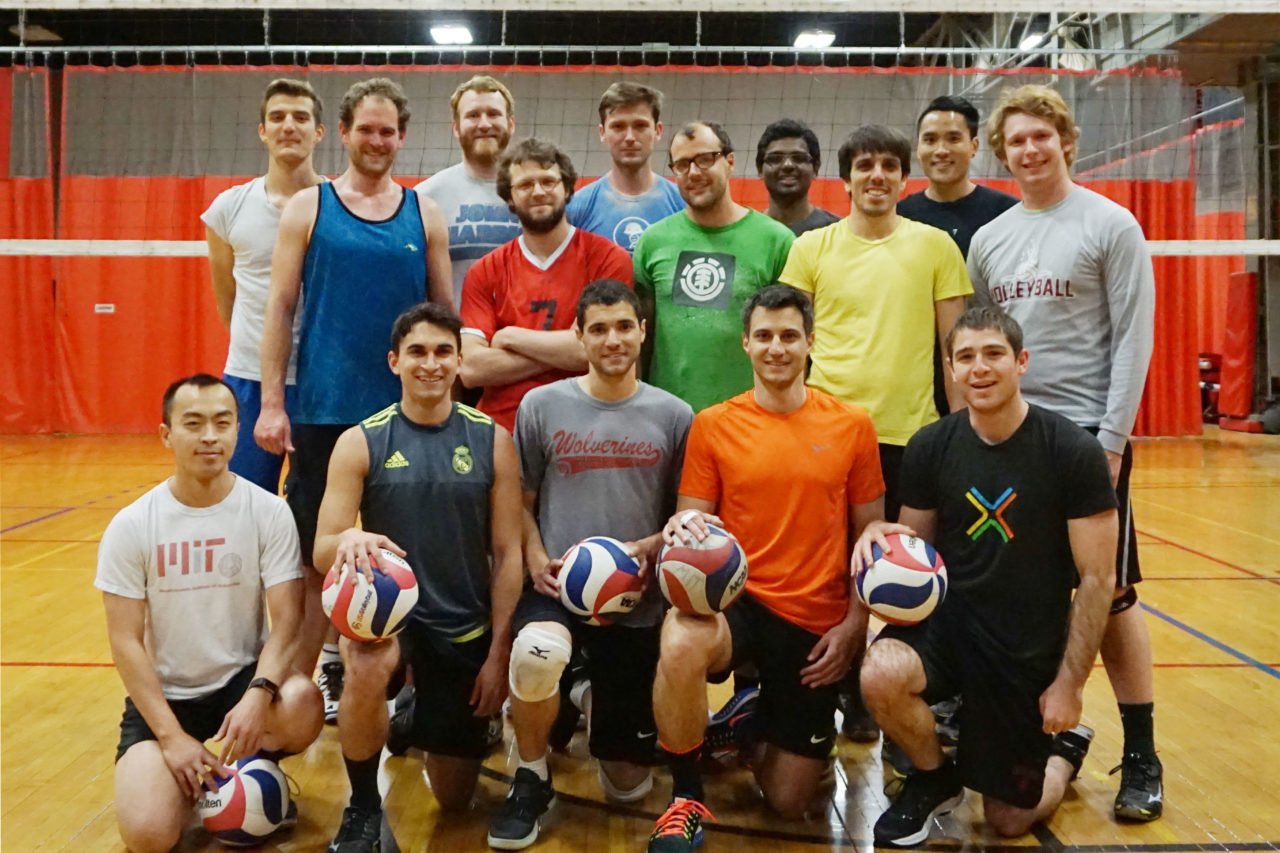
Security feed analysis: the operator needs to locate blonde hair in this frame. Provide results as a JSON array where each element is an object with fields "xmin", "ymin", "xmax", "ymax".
[
  {"xmin": 987, "ymin": 84, "xmax": 1080, "ymax": 168},
  {"xmin": 449, "ymin": 75, "xmax": 514, "ymax": 121}
]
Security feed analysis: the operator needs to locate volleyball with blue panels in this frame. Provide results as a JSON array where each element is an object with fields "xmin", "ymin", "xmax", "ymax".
[
  {"xmin": 558, "ymin": 536, "xmax": 644, "ymax": 626},
  {"xmin": 658, "ymin": 524, "xmax": 748, "ymax": 615},
  {"xmin": 322, "ymin": 548, "xmax": 419, "ymax": 641},
  {"xmin": 197, "ymin": 754, "xmax": 291, "ymax": 847},
  {"xmin": 856, "ymin": 533, "xmax": 948, "ymax": 626}
]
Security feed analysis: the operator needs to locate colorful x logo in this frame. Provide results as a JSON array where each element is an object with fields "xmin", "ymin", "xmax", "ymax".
[{"xmin": 966, "ymin": 487, "xmax": 1016, "ymax": 542}]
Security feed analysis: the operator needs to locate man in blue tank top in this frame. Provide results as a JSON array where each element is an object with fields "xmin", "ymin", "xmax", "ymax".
[
  {"xmin": 314, "ymin": 302, "xmax": 524, "ymax": 853},
  {"xmin": 255, "ymin": 78, "xmax": 453, "ymax": 719}
]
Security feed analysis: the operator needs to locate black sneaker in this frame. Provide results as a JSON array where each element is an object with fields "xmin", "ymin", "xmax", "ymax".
[
  {"xmin": 873, "ymin": 758, "xmax": 964, "ymax": 848},
  {"xmin": 1050, "ymin": 724, "xmax": 1095, "ymax": 780},
  {"xmin": 1112, "ymin": 752, "xmax": 1163, "ymax": 822},
  {"xmin": 881, "ymin": 738, "xmax": 916, "ymax": 782},
  {"xmin": 487, "ymin": 768, "xmax": 555, "ymax": 850},
  {"xmin": 318, "ymin": 660, "xmax": 344, "ymax": 725},
  {"xmin": 838, "ymin": 692, "xmax": 881, "ymax": 743},
  {"xmin": 327, "ymin": 805, "xmax": 382, "ymax": 853},
  {"xmin": 703, "ymin": 687, "xmax": 759, "ymax": 762},
  {"xmin": 647, "ymin": 798, "xmax": 713, "ymax": 852},
  {"xmin": 385, "ymin": 685, "xmax": 415, "ymax": 756}
]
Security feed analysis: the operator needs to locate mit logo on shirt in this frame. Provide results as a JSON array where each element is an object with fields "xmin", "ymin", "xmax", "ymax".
[{"xmin": 155, "ymin": 538, "xmax": 226, "ymax": 577}]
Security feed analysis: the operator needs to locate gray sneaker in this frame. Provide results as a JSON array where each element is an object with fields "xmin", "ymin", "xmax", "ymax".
[{"xmin": 487, "ymin": 768, "xmax": 555, "ymax": 849}]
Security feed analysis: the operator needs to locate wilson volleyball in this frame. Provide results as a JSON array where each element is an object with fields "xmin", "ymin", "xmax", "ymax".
[
  {"xmin": 558, "ymin": 536, "xmax": 644, "ymax": 626},
  {"xmin": 197, "ymin": 755, "xmax": 291, "ymax": 847},
  {"xmin": 322, "ymin": 548, "xmax": 419, "ymax": 641},
  {"xmin": 657, "ymin": 524, "xmax": 748, "ymax": 615},
  {"xmin": 855, "ymin": 533, "xmax": 948, "ymax": 626}
]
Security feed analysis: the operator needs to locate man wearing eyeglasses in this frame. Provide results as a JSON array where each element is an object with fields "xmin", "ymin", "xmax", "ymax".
[
  {"xmin": 757, "ymin": 119, "xmax": 840, "ymax": 237},
  {"xmin": 459, "ymin": 137, "xmax": 633, "ymax": 432},
  {"xmin": 634, "ymin": 121, "xmax": 795, "ymax": 414}
]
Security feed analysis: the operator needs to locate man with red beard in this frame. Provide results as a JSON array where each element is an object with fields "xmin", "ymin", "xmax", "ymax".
[
  {"xmin": 418, "ymin": 75, "xmax": 524, "ymax": 309},
  {"xmin": 459, "ymin": 138, "xmax": 634, "ymax": 432}
]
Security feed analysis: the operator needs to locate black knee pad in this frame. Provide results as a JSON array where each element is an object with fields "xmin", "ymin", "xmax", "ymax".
[{"xmin": 1110, "ymin": 586, "xmax": 1138, "ymax": 615}]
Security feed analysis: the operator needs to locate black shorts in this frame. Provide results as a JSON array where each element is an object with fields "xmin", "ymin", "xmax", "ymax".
[
  {"xmin": 513, "ymin": 587, "xmax": 660, "ymax": 765},
  {"xmin": 115, "ymin": 663, "xmax": 256, "ymax": 763},
  {"xmin": 877, "ymin": 615, "xmax": 1057, "ymax": 809},
  {"xmin": 398, "ymin": 623, "xmax": 493, "ymax": 760},
  {"xmin": 719, "ymin": 594, "xmax": 839, "ymax": 760},
  {"xmin": 1083, "ymin": 432, "xmax": 1142, "ymax": 588},
  {"xmin": 878, "ymin": 443, "xmax": 905, "ymax": 523},
  {"xmin": 284, "ymin": 423, "xmax": 350, "ymax": 566}
]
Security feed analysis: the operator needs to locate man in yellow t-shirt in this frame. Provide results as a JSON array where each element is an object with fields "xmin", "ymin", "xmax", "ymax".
[{"xmin": 779, "ymin": 124, "xmax": 971, "ymax": 522}]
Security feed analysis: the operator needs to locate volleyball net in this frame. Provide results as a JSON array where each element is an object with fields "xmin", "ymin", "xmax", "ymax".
[{"xmin": 0, "ymin": 52, "xmax": 1265, "ymax": 433}]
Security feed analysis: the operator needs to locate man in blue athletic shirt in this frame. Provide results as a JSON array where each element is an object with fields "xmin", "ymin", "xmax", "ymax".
[
  {"xmin": 256, "ymin": 77, "xmax": 453, "ymax": 716},
  {"xmin": 567, "ymin": 82, "xmax": 684, "ymax": 253}
]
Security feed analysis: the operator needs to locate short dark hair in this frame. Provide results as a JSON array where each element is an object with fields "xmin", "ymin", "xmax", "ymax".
[
  {"xmin": 495, "ymin": 137, "xmax": 578, "ymax": 204},
  {"xmin": 598, "ymin": 81, "xmax": 664, "ymax": 124},
  {"xmin": 756, "ymin": 118, "xmax": 821, "ymax": 171},
  {"xmin": 916, "ymin": 95, "xmax": 980, "ymax": 138},
  {"xmin": 260, "ymin": 78, "xmax": 323, "ymax": 127},
  {"xmin": 390, "ymin": 302, "xmax": 463, "ymax": 352},
  {"xmin": 340, "ymin": 77, "xmax": 410, "ymax": 133},
  {"xmin": 161, "ymin": 374, "xmax": 238, "ymax": 426},
  {"xmin": 944, "ymin": 303, "xmax": 1024, "ymax": 357},
  {"xmin": 576, "ymin": 279, "xmax": 640, "ymax": 328},
  {"xmin": 837, "ymin": 125, "xmax": 913, "ymax": 181},
  {"xmin": 741, "ymin": 284, "xmax": 814, "ymax": 336},
  {"xmin": 672, "ymin": 121, "xmax": 734, "ymax": 156}
]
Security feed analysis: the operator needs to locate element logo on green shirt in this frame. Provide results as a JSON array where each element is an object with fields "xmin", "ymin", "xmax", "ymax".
[
  {"xmin": 452, "ymin": 445, "xmax": 474, "ymax": 475},
  {"xmin": 672, "ymin": 251, "xmax": 735, "ymax": 309}
]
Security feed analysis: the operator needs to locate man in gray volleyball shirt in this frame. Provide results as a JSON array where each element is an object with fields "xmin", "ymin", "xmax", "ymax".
[
  {"xmin": 488, "ymin": 278, "xmax": 692, "ymax": 850},
  {"xmin": 968, "ymin": 84, "xmax": 1160, "ymax": 823}
]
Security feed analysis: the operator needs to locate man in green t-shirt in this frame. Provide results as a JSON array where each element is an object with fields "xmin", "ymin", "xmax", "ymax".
[{"xmin": 634, "ymin": 121, "xmax": 795, "ymax": 414}]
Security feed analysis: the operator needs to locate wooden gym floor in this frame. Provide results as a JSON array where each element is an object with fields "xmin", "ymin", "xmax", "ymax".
[{"xmin": 2, "ymin": 429, "xmax": 1278, "ymax": 852}]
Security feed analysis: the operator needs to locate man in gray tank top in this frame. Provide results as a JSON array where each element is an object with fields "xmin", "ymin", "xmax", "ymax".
[
  {"xmin": 313, "ymin": 302, "xmax": 523, "ymax": 853},
  {"xmin": 487, "ymin": 280, "xmax": 693, "ymax": 849}
]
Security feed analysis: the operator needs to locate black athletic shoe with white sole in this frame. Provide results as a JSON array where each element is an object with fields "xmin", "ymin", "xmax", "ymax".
[
  {"xmin": 1113, "ymin": 752, "xmax": 1163, "ymax": 822},
  {"xmin": 487, "ymin": 767, "xmax": 555, "ymax": 850},
  {"xmin": 327, "ymin": 806, "xmax": 381, "ymax": 853},
  {"xmin": 873, "ymin": 757, "xmax": 964, "ymax": 848}
]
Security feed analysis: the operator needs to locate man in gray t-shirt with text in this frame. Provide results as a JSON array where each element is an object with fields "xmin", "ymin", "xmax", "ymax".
[
  {"xmin": 487, "ymin": 279, "xmax": 692, "ymax": 849},
  {"xmin": 968, "ymin": 84, "xmax": 1161, "ymax": 824}
]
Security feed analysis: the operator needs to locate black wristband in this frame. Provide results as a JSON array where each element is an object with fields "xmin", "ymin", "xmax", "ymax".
[{"xmin": 248, "ymin": 676, "xmax": 280, "ymax": 701}]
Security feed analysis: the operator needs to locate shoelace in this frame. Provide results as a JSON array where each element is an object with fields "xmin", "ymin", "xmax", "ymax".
[
  {"xmin": 1108, "ymin": 751, "xmax": 1161, "ymax": 778},
  {"xmin": 652, "ymin": 799, "xmax": 715, "ymax": 838}
]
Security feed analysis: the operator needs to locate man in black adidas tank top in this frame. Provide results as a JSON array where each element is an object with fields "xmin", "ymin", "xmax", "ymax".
[{"xmin": 314, "ymin": 302, "xmax": 523, "ymax": 852}]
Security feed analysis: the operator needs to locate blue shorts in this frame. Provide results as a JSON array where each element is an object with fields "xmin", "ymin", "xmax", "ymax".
[{"xmin": 223, "ymin": 374, "xmax": 297, "ymax": 495}]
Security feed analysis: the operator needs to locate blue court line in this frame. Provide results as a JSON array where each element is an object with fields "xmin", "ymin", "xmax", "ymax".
[
  {"xmin": 1, "ymin": 506, "xmax": 73, "ymax": 534},
  {"xmin": 1141, "ymin": 602, "xmax": 1280, "ymax": 681}
]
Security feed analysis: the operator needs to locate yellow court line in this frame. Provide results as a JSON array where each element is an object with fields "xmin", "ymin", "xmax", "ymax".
[
  {"xmin": 1132, "ymin": 495, "xmax": 1280, "ymax": 547},
  {"xmin": 2, "ymin": 541, "xmax": 85, "ymax": 571}
]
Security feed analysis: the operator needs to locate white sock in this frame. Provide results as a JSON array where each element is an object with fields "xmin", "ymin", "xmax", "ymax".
[
  {"xmin": 320, "ymin": 644, "xmax": 341, "ymax": 665},
  {"xmin": 518, "ymin": 755, "xmax": 549, "ymax": 782}
]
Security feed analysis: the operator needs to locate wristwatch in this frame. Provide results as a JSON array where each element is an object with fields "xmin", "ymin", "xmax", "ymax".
[{"xmin": 248, "ymin": 676, "xmax": 280, "ymax": 701}]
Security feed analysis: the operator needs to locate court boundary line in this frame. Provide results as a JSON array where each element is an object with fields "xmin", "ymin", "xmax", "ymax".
[
  {"xmin": 1136, "ymin": 529, "xmax": 1280, "ymax": 586},
  {"xmin": 0, "ymin": 479, "xmax": 162, "ymax": 535},
  {"xmin": 1140, "ymin": 603, "xmax": 1280, "ymax": 680}
]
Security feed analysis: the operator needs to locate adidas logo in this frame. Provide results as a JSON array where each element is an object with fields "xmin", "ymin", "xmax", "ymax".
[{"xmin": 384, "ymin": 451, "xmax": 410, "ymax": 469}]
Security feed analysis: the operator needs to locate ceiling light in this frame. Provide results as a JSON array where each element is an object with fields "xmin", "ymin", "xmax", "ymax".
[
  {"xmin": 8, "ymin": 23, "xmax": 62, "ymax": 43},
  {"xmin": 431, "ymin": 25, "xmax": 473, "ymax": 45},
  {"xmin": 1019, "ymin": 32, "xmax": 1047, "ymax": 51},
  {"xmin": 794, "ymin": 29, "xmax": 836, "ymax": 50}
]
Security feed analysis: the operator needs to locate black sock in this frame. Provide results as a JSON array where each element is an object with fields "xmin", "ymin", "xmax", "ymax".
[
  {"xmin": 663, "ymin": 741, "xmax": 704, "ymax": 803},
  {"xmin": 344, "ymin": 754, "xmax": 382, "ymax": 812},
  {"xmin": 1118, "ymin": 702, "xmax": 1156, "ymax": 756}
]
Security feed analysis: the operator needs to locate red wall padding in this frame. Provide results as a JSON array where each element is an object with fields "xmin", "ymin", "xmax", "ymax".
[
  {"xmin": 1, "ymin": 178, "xmax": 56, "ymax": 433},
  {"xmin": 1219, "ymin": 272, "xmax": 1258, "ymax": 417}
]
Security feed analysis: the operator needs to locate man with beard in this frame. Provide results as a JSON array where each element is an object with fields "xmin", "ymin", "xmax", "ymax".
[
  {"xmin": 459, "ymin": 138, "xmax": 634, "ymax": 432},
  {"xmin": 566, "ymin": 81, "xmax": 684, "ymax": 253},
  {"xmin": 256, "ymin": 78, "xmax": 452, "ymax": 712},
  {"xmin": 757, "ymin": 119, "xmax": 840, "ymax": 236},
  {"xmin": 634, "ymin": 122, "xmax": 795, "ymax": 414},
  {"xmin": 418, "ymin": 75, "xmax": 523, "ymax": 308}
]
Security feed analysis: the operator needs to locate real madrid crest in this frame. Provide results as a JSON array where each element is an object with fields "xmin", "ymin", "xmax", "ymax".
[{"xmin": 452, "ymin": 445, "xmax": 473, "ymax": 475}]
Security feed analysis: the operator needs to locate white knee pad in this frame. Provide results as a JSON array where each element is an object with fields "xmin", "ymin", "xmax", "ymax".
[{"xmin": 509, "ymin": 626, "xmax": 572, "ymax": 703}]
